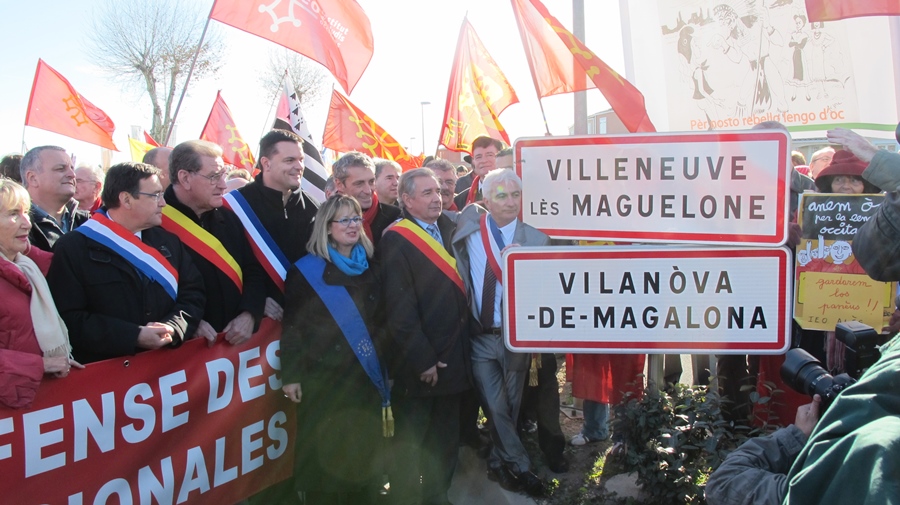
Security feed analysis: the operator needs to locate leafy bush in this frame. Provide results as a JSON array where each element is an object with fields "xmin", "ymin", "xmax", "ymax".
[{"xmin": 610, "ymin": 383, "xmax": 777, "ymax": 504}]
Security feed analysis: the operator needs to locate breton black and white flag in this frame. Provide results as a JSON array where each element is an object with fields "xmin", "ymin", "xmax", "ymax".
[{"xmin": 273, "ymin": 75, "xmax": 327, "ymax": 203}]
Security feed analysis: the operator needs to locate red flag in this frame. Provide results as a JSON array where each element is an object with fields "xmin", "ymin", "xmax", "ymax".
[
  {"xmin": 199, "ymin": 91, "xmax": 256, "ymax": 171},
  {"xmin": 143, "ymin": 130, "xmax": 160, "ymax": 147},
  {"xmin": 210, "ymin": 0, "xmax": 373, "ymax": 94},
  {"xmin": 523, "ymin": 0, "xmax": 655, "ymax": 133},
  {"xmin": 439, "ymin": 18, "xmax": 519, "ymax": 153},
  {"xmin": 323, "ymin": 89, "xmax": 424, "ymax": 170},
  {"xmin": 806, "ymin": 0, "xmax": 900, "ymax": 21},
  {"xmin": 24, "ymin": 59, "xmax": 118, "ymax": 150},
  {"xmin": 510, "ymin": 0, "xmax": 595, "ymax": 98}
]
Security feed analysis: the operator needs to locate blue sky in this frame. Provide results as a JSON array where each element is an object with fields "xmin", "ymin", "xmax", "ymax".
[{"xmin": 0, "ymin": 0, "xmax": 625, "ymax": 166}]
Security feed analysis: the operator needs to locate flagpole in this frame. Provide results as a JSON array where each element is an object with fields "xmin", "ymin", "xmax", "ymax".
[
  {"xmin": 20, "ymin": 125, "xmax": 27, "ymax": 154},
  {"xmin": 260, "ymin": 69, "xmax": 289, "ymax": 140},
  {"xmin": 165, "ymin": 3, "xmax": 215, "ymax": 146}
]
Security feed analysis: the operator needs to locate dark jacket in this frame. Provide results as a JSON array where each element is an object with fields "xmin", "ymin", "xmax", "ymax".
[
  {"xmin": 47, "ymin": 224, "xmax": 206, "ymax": 364},
  {"xmin": 369, "ymin": 201, "xmax": 401, "ymax": 247},
  {"xmin": 852, "ymin": 150, "xmax": 900, "ymax": 281},
  {"xmin": 163, "ymin": 186, "xmax": 266, "ymax": 331},
  {"xmin": 378, "ymin": 211, "xmax": 471, "ymax": 397},
  {"xmin": 282, "ymin": 258, "xmax": 386, "ymax": 491},
  {"xmin": 28, "ymin": 200, "xmax": 90, "ymax": 252},
  {"xmin": 235, "ymin": 174, "xmax": 319, "ymax": 302}
]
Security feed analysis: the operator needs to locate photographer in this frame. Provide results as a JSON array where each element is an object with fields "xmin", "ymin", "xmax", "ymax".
[
  {"xmin": 775, "ymin": 127, "xmax": 900, "ymax": 504},
  {"xmin": 705, "ymin": 396, "xmax": 822, "ymax": 505}
]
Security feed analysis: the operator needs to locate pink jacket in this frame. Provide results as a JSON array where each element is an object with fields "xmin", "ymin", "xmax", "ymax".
[{"xmin": 0, "ymin": 247, "xmax": 53, "ymax": 408}]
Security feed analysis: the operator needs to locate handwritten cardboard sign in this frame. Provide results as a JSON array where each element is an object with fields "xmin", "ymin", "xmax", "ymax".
[{"xmin": 794, "ymin": 193, "xmax": 894, "ymax": 330}]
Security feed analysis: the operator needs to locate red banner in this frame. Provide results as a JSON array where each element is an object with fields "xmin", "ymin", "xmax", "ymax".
[
  {"xmin": 24, "ymin": 59, "xmax": 118, "ymax": 150},
  {"xmin": 438, "ymin": 18, "xmax": 519, "ymax": 153},
  {"xmin": 806, "ymin": 0, "xmax": 900, "ymax": 21},
  {"xmin": 200, "ymin": 91, "xmax": 256, "ymax": 171},
  {"xmin": 144, "ymin": 130, "xmax": 161, "ymax": 147},
  {"xmin": 0, "ymin": 319, "xmax": 294, "ymax": 504},
  {"xmin": 323, "ymin": 89, "xmax": 424, "ymax": 170},
  {"xmin": 210, "ymin": 0, "xmax": 373, "ymax": 94}
]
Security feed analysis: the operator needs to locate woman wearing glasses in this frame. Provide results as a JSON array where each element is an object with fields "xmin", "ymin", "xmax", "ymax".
[{"xmin": 281, "ymin": 194, "xmax": 390, "ymax": 505}]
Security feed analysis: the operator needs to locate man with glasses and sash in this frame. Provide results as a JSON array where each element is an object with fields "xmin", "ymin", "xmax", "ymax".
[
  {"xmin": 161, "ymin": 140, "xmax": 267, "ymax": 347},
  {"xmin": 379, "ymin": 168, "xmax": 472, "ymax": 505},
  {"xmin": 224, "ymin": 129, "xmax": 319, "ymax": 323},
  {"xmin": 47, "ymin": 162, "xmax": 205, "ymax": 364}
]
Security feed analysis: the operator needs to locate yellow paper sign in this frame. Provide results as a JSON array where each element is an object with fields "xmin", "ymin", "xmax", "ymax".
[{"xmin": 794, "ymin": 271, "xmax": 894, "ymax": 331}]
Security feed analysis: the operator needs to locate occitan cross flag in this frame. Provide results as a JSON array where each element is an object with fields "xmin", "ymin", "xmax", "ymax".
[
  {"xmin": 515, "ymin": 0, "xmax": 656, "ymax": 133},
  {"xmin": 323, "ymin": 89, "xmax": 424, "ymax": 170},
  {"xmin": 438, "ymin": 18, "xmax": 518, "ymax": 154},
  {"xmin": 200, "ymin": 91, "xmax": 256, "ymax": 172},
  {"xmin": 24, "ymin": 59, "xmax": 118, "ymax": 150}
]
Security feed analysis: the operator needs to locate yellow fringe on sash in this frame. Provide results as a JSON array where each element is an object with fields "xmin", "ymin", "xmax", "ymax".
[
  {"xmin": 528, "ymin": 354, "xmax": 541, "ymax": 386},
  {"xmin": 383, "ymin": 405, "xmax": 395, "ymax": 438}
]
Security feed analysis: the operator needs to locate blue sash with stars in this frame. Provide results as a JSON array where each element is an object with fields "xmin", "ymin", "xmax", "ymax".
[{"xmin": 294, "ymin": 255, "xmax": 389, "ymax": 408}]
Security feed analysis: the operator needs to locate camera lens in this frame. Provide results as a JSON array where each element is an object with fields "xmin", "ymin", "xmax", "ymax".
[{"xmin": 781, "ymin": 348, "xmax": 835, "ymax": 397}]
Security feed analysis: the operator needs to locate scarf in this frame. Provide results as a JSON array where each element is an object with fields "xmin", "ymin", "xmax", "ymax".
[
  {"xmin": 12, "ymin": 253, "xmax": 71, "ymax": 358},
  {"xmin": 328, "ymin": 243, "xmax": 369, "ymax": 276},
  {"xmin": 362, "ymin": 192, "xmax": 380, "ymax": 241}
]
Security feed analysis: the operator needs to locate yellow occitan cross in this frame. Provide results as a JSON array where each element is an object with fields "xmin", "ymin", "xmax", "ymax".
[{"xmin": 62, "ymin": 95, "xmax": 88, "ymax": 127}]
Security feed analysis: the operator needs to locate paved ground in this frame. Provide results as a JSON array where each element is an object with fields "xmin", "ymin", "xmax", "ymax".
[{"xmin": 448, "ymin": 446, "xmax": 539, "ymax": 505}]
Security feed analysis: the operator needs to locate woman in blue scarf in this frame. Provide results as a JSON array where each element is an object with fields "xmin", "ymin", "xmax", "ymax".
[{"xmin": 282, "ymin": 194, "xmax": 390, "ymax": 505}]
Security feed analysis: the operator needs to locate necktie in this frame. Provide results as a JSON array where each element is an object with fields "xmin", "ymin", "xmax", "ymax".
[
  {"xmin": 481, "ymin": 260, "xmax": 496, "ymax": 330},
  {"xmin": 426, "ymin": 224, "xmax": 442, "ymax": 243}
]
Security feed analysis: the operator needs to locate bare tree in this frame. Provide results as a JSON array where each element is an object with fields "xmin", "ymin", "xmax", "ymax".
[
  {"xmin": 86, "ymin": 0, "xmax": 222, "ymax": 144},
  {"xmin": 258, "ymin": 48, "xmax": 330, "ymax": 110}
]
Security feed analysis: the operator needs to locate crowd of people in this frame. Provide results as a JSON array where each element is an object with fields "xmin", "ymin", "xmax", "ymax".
[{"xmin": 1, "ymin": 123, "xmax": 898, "ymax": 505}]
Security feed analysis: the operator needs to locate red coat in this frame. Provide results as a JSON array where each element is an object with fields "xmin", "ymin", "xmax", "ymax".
[
  {"xmin": 0, "ymin": 247, "xmax": 53, "ymax": 408},
  {"xmin": 567, "ymin": 353, "xmax": 646, "ymax": 405}
]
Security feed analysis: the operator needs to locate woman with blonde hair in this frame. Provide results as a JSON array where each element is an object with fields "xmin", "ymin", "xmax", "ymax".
[
  {"xmin": 0, "ymin": 179, "xmax": 81, "ymax": 408},
  {"xmin": 281, "ymin": 194, "xmax": 389, "ymax": 504}
]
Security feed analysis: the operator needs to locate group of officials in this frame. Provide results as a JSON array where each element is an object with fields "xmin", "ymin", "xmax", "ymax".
[{"xmin": 2, "ymin": 130, "xmax": 563, "ymax": 505}]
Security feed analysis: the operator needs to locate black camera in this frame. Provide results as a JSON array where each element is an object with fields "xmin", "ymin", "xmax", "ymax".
[{"xmin": 781, "ymin": 321, "xmax": 888, "ymax": 408}]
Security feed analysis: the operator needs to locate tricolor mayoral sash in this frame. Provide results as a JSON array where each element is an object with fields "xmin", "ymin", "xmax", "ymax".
[
  {"xmin": 160, "ymin": 206, "xmax": 243, "ymax": 292},
  {"xmin": 480, "ymin": 213, "xmax": 504, "ymax": 286},
  {"xmin": 222, "ymin": 191, "xmax": 290, "ymax": 292},
  {"xmin": 294, "ymin": 254, "xmax": 393, "ymax": 436},
  {"xmin": 74, "ymin": 212, "xmax": 179, "ymax": 300},
  {"xmin": 388, "ymin": 219, "xmax": 465, "ymax": 294}
]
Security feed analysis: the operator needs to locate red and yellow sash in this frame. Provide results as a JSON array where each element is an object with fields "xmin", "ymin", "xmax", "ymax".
[
  {"xmin": 389, "ymin": 219, "xmax": 465, "ymax": 294},
  {"xmin": 161, "ymin": 206, "xmax": 243, "ymax": 292}
]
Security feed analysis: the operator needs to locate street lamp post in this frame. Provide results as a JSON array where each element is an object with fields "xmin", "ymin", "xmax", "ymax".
[{"xmin": 420, "ymin": 101, "xmax": 431, "ymax": 156}]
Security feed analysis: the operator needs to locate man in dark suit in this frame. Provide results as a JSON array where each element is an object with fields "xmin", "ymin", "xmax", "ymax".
[
  {"xmin": 333, "ymin": 151, "xmax": 400, "ymax": 248},
  {"xmin": 451, "ymin": 169, "xmax": 549, "ymax": 496},
  {"xmin": 47, "ymin": 162, "xmax": 205, "ymax": 364},
  {"xmin": 162, "ymin": 140, "xmax": 267, "ymax": 347},
  {"xmin": 380, "ymin": 168, "xmax": 471, "ymax": 505}
]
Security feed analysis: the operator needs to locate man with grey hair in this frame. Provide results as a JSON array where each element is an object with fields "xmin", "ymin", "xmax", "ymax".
[
  {"xmin": 451, "ymin": 168, "xmax": 549, "ymax": 496},
  {"xmin": 20, "ymin": 145, "xmax": 89, "ymax": 251},
  {"xmin": 74, "ymin": 162, "xmax": 104, "ymax": 212},
  {"xmin": 425, "ymin": 158, "xmax": 460, "ymax": 212},
  {"xmin": 374, "ymin": 159, "xmax": 400, "ymax": 206},
  {"xmin": 143, "ymin": 146, "xmax": 173, "ymax": 189},
  {"xmin": 333, "ymin": 151, "xmax": 400, "ymax": 247},
  {"xmin": 162, "ymin": 140, "xmax": 266, "ymax": 348},
  {"xmin": 808, "ymin": 146, "xmax": 835, "ymax": 179},
  {"xmin": 379, "ymin": 168, "xmax": 471, "ymax": 505}
]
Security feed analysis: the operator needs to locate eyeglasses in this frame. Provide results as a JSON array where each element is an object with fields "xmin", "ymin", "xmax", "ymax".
[
  {"xmin": 473, "ymin": 153, "xmax": 497, "ymax": 161},
  {"xmin": 194, "ymin": 170, "xmax": 228, "ymax": 184},
  {"xmin": 135, "ymin": 191, "xmax": 164, "ymax": 202},
  {"xmin": 331, "ymin": 216, "xmax": 363, "ymax": 227}
]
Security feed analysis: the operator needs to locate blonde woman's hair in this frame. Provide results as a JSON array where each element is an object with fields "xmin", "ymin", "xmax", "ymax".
[
  {"xmin": 0, "ymin": 178, "xmax": 31, "ymax": 214},
  {"xmin": 306, "ymin": 194, "xmax": 374, "ymax": 260}
]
